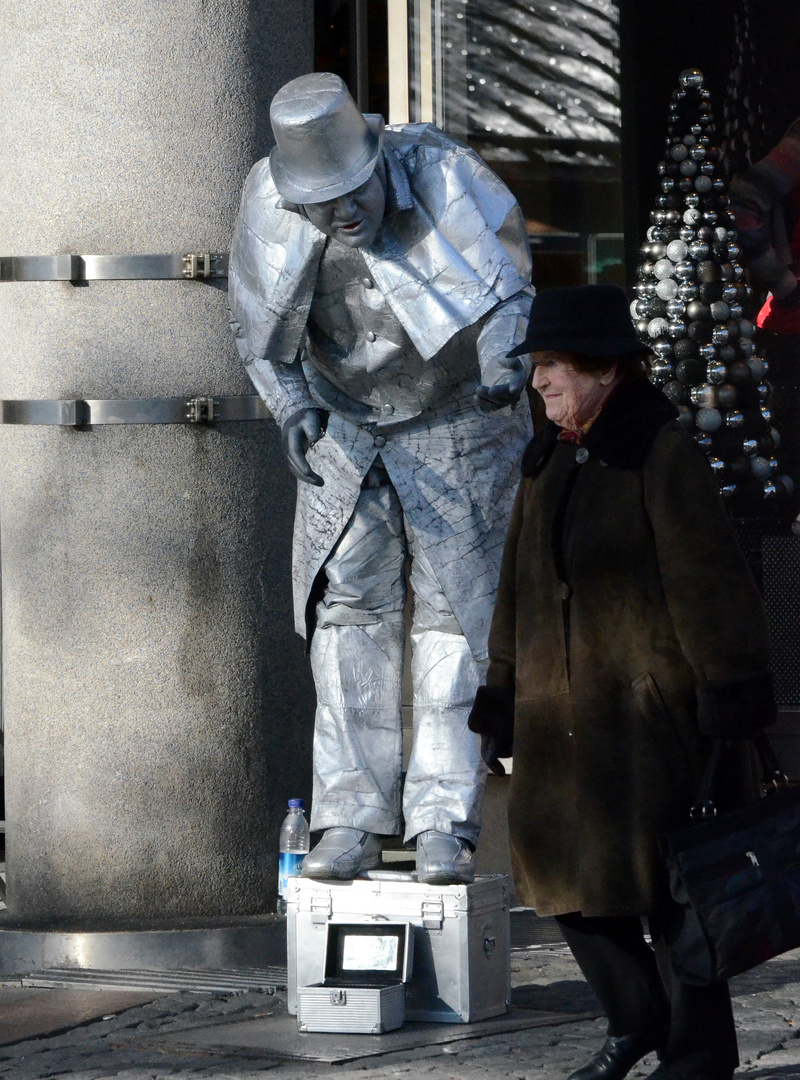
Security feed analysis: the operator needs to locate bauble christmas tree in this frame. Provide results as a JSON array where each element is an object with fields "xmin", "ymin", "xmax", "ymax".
[{"xmin": 633, "ymin": 68, "xmax": 793, "ymax": 514}]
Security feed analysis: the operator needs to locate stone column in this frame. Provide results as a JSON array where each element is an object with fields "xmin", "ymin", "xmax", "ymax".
[{"xmin": 0, "ymin": 0, "xmax": 315, "ymax": 924}]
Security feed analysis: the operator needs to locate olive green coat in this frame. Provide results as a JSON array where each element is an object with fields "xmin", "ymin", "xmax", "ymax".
[{"xmin": 483, "ymin": 379, "xmax": 773, "ymax": 918}]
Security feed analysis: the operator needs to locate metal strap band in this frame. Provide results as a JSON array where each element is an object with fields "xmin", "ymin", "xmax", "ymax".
[
  {"xmin": 0, "ymin": 253, "xmax": 229, "ymax": 282},
  {"xmin": 0, "ymin": 396, "xmax": 271, "ymax": 426}
]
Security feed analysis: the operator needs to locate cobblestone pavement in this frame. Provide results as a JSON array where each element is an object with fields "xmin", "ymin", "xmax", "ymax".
[{"xmin": 0, "ymin": 947, "xmax": 798, "ymax": 1079}]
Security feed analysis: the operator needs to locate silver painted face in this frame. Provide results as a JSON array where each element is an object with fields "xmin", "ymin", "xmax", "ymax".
[{"xmin": 302, "ymin": 170, "xmax": 386, "ymax": 248}]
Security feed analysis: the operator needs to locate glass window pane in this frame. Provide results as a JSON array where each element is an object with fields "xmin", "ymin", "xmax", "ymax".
[{"xmin": 409, "ymin": 0, "xmax": 624, "ymax": 288}]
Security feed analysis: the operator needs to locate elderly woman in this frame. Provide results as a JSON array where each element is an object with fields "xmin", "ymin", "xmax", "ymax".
[{"xmin": 470, "ymin": 285, "xmax": 776, "ymax": 1080}]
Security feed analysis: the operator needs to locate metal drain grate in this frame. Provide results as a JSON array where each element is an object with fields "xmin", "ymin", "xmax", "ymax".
[
  {"xmin": 510, "ymin": 910, "xmax": 565, "ymax": 949},
  {"xmin": 21, "ymin": 966, "xmax": 287, "ymax": 994}
]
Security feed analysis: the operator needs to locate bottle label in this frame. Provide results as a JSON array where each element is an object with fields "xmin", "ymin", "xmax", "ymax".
[{"xmin": 278, "ymin": 851, "xmax": 306, "ymax": 898}]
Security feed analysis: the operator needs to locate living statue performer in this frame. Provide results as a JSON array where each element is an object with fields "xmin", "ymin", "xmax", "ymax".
[{"xmin": 228, "ymin": 72, "xmax": 534, "ymax": 885}]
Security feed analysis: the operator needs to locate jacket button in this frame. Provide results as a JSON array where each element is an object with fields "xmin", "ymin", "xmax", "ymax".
[
  {"xmin": 558, "ymin": 582, "xmax": 572, "ymax": 600},
  {"xmin": 575, "ymin": 447, "xmax": 589, "ymax": 464},
  {"xmin": 374, "ymin": 435, "xmax": 387, "ymax": 448},
  {"xmin": 382, "ymin": 403, "xmax": 394, "ymax": 415},
  {"xmin": 366, "ymin": 331, "xmax": 377, "ymax": 342},
  {"xmin": 362, "ymin": 278, "xmax": 374, "ymax": 289}
]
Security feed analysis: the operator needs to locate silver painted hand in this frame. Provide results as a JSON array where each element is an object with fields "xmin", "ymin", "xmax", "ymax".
[{"xmin": 281, "ymin": 408, "xmax": 325, "ymax": 486}]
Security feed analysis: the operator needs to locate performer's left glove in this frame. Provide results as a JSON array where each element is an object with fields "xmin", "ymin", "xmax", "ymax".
[{"xmin": 475, "ymin": 356, "xmax": 528, "ymax": 412}]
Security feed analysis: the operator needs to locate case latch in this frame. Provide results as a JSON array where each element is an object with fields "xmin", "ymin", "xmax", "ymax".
[
  {"xmin": 421, "ymin": 897, "xmax": 444, "ymax": 929},
  {"xmin": 310, "ymin": 891, "xmax": 333, "ymax": 924},
  {"xmin": 330, "ymin": 989, "xmax": 347, "ymax": 1006}
]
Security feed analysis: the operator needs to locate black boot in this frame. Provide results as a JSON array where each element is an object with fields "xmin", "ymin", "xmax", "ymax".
[{"xmin": 567, "ymin": 1027, "xmax": 668, "ymax": 1080}]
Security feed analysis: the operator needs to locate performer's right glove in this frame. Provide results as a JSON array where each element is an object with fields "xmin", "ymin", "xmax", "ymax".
[{"xmin": 281, "ymin": 408, "xmax": 327, "ymax": 486}]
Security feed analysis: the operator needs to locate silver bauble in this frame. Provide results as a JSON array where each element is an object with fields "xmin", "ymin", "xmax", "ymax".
[
  {"xmin": 648, "ymin": 318, "xmax": 669, "ymax": 338},
  {"xmin": 680, "ymin": 69, "xmax": 704, "ymax": 89},
  {"xmin": 723, "ymin": 410, "xmax": 744, "ymax": 428},
  {"xmin": 690, "ymin": 384, "xmax": 717, "ymax": 408},
  {"xmin": 655, "ymin": 278, "xmax": 679, "ymax": 300},
  {"xmin": 667, "ymin": 241, "xmax": 689, "ymax": 261},
  {"xmin": 654, "ymin": 258, "xmax": 674, "ymax": 279},
  {"xmin": 688, "ymin": 241, "xmax": 710, "ymax": 259},
  {"xmin": 706, "ymin": 360, "xmax": 727, "ymax": 384}
]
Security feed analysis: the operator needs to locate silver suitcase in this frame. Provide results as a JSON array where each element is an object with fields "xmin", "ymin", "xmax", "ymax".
[
  {"xmin": 297, "ymin": 921, "xmax": 413, "ymax": 1034},
  {"xmin": 287, "ymin": 873, "xmax": 511, "ymax": 1023}
]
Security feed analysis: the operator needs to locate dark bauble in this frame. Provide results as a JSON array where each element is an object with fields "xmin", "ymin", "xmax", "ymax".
[
  {"xmin": 730, "ymin": 456, "xmax": 752, "ymax": 479},
  {"xmin": 718, "ymin": 263, "xmax": 735, "ymax": 281},
  {"xmin": 644, "ymin": 297, "xmax": 668, "ymax": 318},
  {"xmin": 687, "ymin": 320, "xmax": 713, "ymax": 343},
  {"xmin": 688, "ymin": 241, "xmax": 710, "ymax": 260},
  {"xmin": 678, "ymin": 282, "xmax": 699, "ymax": 300},
  {"xmin": 679, "ymin": 225, "xmax": 696, "ymax": 242},
  {"xmin": 703, "ymin": 211, "xmax": 718, "ymax": 224},
  {"xmin": 650, "ymin": 359, "xmax": 674, "ymax": 381},
  {"xmin": 667, "ymin": 320, "xmax": 687, "ymax": 339},
  {"xmin": 673, "ymin": 338, "xmax": 697, "ymax": 360},
  {"xmin": 698, "ymin": 343, "xmax": 717, "ymax": 362},
  {"xmin": 729, "ymin": 362, "xmax": 753, "ymax": 386},
  {"xmin": 662, "ymin": 380, "xmax": 686, "ymax": 404},
  {"xmin": 698, "ymin": 282, "xmax": 723, "ymax": 302},
  {"xmin": 758, "ymin": 430, "xmax": 776, "ymax": 454},
  {"xmin": 725, "ymin": 319, "xmax": 740, "ymax": 341},
  {"xmin": 686, "ymin": 301, "xmax": 709, "ymax": 321},
  {"xmin": 716, "ymin": 384, "xmax": 739, "ymax": 409},
  {"xmin": 652, "ymin": 339, "xmax": 673, "ymax": 358},
  {"xmin": 677, "ymin": 405, "xmax": 695, "ymax": 428},
  {"xmin": 697, "ymin": 261, "xmax": 720, "ymax": 283},
  {"xmin": 696, "ymin": 407, "xmax": 723, "ymax": 431},
  {"xmin": 695, "ymin": 175, "xmax": 713, "ymax": 193},
  {"xmin": 676, "ymin": 357, "xmax": 705, "ymax": 384},
  {"xmin": 685, "ymin": 193, "xmax": 701, "ymax": 208},
  {"xmin": 678, "ymin": 178, "xmax": 694, "ymax": 194},
  {"xmin": 718, "ymin": 345, "xmax": 736, "ymax": 364}
]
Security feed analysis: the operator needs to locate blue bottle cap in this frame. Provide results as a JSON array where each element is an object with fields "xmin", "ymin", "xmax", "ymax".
[{"xmin": 288, "ymin": 798, "xmax": 305, "ymax": 809}]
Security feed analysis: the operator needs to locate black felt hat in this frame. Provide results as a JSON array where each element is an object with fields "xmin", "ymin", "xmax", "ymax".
[{"xmin": 508, "ymin": 285, "xmax": 648, "ymax": 357}]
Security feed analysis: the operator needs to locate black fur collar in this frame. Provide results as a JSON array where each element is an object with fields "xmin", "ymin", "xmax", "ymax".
[{"xmin": 521, "ymin": 378, "xmax": 679, "ymax": 477}]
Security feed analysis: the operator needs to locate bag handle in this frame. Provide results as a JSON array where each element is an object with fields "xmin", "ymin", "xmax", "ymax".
[{"xmin": 690, "ymin": 733, "xmax": 790, "ymax": 819}]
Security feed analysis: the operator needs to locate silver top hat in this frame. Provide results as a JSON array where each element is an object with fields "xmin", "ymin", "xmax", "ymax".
[{"xmin": 269, "ymin": 72, "xmax": 385, "ymax": 205}]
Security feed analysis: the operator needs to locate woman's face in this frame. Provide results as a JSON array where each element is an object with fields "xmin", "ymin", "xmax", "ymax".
[{"xmin": 531, "ymin": 350, "xmax": 618, "ymax": 430}]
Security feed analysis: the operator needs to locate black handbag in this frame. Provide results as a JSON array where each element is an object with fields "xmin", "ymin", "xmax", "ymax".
[{"xmin": 659, "ymin": 733, "xmax": 800, "ymax": 985}]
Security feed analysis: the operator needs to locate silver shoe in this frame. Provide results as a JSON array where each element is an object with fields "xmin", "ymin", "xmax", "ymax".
[
  {"xmin": 416, "ymin": 830, "xmax": 475, "ymax": 885},
  {"xmin": 300, "ymin": 827, "xmax": 382, "ymax": 880}
]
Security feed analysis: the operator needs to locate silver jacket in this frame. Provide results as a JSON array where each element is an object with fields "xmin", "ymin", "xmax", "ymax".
[{"xmin": 229, "ymin": 124, "xmax": 534, "ymax": 659}]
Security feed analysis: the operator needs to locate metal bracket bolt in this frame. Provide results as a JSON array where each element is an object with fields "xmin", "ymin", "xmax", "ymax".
[{"xmin": 185, "ymin": 397, "xmax": 218, "ymax": 424}]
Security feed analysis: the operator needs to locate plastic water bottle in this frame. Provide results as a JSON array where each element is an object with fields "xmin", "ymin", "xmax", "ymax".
[{"xmin": 277, "ymin": 798, "xmax": 310, "ymax": 915}]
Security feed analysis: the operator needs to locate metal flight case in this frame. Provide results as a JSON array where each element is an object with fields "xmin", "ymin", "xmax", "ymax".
[{"xmin": 286, "ymin": 873, "xmax": 511, "ymax": 1024}]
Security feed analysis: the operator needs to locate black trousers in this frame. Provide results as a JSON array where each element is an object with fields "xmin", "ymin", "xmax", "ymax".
[{"xmin": 556, "ymin": 908, "xmax": 739, "ymax": 1079}]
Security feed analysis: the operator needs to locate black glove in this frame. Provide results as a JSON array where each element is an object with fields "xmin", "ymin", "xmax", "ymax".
[
  {"xmin": 281, "ymin": 408, "xmax": 327, "ymax": 486},
  {"xmin": 481, "ymin": 736, "xmax": 510, "ymax": 776},
  {"xmin": 696, "ymin": 671, "xmax": 777, "ymax": 739},
  {"xmin": 469, "ymin": 685, "xmax": 514, "ymax": 775}
]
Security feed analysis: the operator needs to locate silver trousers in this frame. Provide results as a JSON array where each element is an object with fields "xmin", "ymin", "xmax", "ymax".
[{"xmin": 309, "ymin": 462, "xmax": 488, "ymax": 844}]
